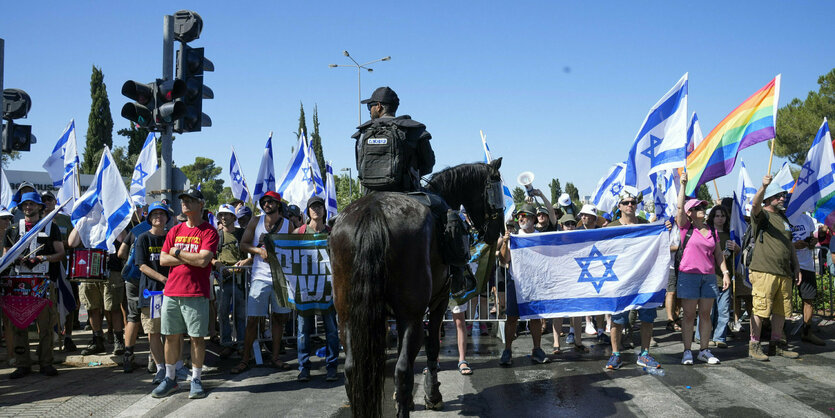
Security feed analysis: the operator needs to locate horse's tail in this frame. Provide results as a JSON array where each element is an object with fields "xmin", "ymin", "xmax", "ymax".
[{"xmin": 348, "ymin": 203, "xmax": 389, "ymax": 418}]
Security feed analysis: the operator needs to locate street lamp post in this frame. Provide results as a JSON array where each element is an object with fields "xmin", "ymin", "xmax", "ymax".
[
  {"xmin": 329, "ymin": 51, "xmax": 390, "ymax": 126},
  {"xmin": 340, "ymin": 167, "xmax": 353, "ymax": 198}
]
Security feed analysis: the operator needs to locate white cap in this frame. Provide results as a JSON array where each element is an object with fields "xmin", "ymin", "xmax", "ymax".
[
  {"xmin": 558, "ymin": 193, "xmax": 572, "ymax": 207},
  {"xmin": 0, "ymin": 207, "xmax": 11, "ymax": 218},
  {"xmin": 217, "ymin": 204, "xmax": 236, "ymax": 215},
  {"xmin": 579, "ymin": 204, "xmax": 598, "ymax": 218}
]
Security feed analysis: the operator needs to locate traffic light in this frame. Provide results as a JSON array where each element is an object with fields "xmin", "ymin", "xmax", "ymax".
[
  {"xmin": 174, "ymin": 44, "xmax": 213, "ymax": 133},
  {"xmin": 2, "ymin": 88, "xmax": 36, "ymax": 153},
  {"xmin": 121, "ymin": 79, "xmax": 186, "ymax": 130}
]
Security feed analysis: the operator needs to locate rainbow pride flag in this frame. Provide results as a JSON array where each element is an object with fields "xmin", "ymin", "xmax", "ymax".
[{"xmin": 685, "ymin": 75, "xmax": 781, "ymax": 196}]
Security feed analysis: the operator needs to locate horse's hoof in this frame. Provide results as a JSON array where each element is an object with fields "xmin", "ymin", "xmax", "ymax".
[{"xmin": 424, "ymin": 397, "xmax": 444, "ymax": 411}]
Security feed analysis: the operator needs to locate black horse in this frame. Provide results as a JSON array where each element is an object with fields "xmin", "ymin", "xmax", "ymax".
[{"xmin": 330, "ymin": 159, "xmax": 504, "ymax": 417}]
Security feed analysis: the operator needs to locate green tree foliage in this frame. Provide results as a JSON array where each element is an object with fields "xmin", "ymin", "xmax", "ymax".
[
  {"xmin": 334, "ymin": 173, "xmax": 361, "ymax": 210},
  {"xmin": 1, "ymin": 152, "xmax": 21, "ymax": 168},
  {"xmin": 549, "ymin": 178, "xmax": 561, "ymax": 203},
  {"xmin": 697, "ymin": 184, "xmax": 712, "ymax": 203},
  {"xmin": 564, "ymin": 182, "xmax": 581, "ymax": 208},
  {"xmin": 298, "ymin": 102, "xmax": 308, "ymax": 138},
  {"xmin": 774, "ymin": 68, "xmax": 835, "ymax": 165},
  {"xmin": 311, "ymin": 105, "xmax": 326, "ymax": 182},
  {"xmin": 82, "ymin": 66, "xmax": 114, "ymax": 174},
  {"xmin": 181, "ymin": 157, "xmax": 225, "ymax": 209},
  {"xmin": 512, "ymin": 186, "xmax": 526, "ymax": 206},
  {"xmin": 110, "ymin": 146, "xmax": 134, "ymax": 183},
  {"xmin": 116, "ymin": 125, "xmax": 152, "ymax": 159}
]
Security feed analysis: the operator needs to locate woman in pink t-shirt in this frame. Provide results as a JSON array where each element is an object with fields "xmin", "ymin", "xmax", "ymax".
[{"xmin": 675, "ymin": 172, "xmax": 731, "ymax": 366}]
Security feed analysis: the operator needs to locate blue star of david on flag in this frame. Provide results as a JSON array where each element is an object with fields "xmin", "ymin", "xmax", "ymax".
[
  {"xmin": 575, "ymin": 245, "xmax": 618, "ymax": 294},
  {"xmin": 640, "ymin": 135, "xmax": 664, "ymax": 163},
  {"xmin": 795, "ymin": 161, "xmax": 815, "ymax": 187},
  {"xmin": 610, "ymin": 182, "xmax": 623, "ymax": 196},
  {"xmin": 132, "ymin": 163, "xmax": 148, "ymax": 187}
]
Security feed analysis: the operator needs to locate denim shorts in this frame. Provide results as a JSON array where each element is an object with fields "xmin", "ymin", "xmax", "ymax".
[
  {"xmin": 677, "ymin": 272, "xmax": 719, "ymax": 300},
  {"xmin": 247, "ymin": 279, "xmax": 291, "ymax": 317},
  {"xmin": 612, "ymin": 308, "xmax": 656, "ymax": 326}
]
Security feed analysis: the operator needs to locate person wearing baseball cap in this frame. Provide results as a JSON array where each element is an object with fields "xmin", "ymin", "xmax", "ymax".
[
  {"xmin": 744, "ymin": 172, "xmax": 800, "ymax": 361},
  {"xmin": 352, "ymin": 86, "xmax": 434, "ymax": 193},
  {"xmin": 152, "ymin": 186, "xmax": 218, "ymax": 399},
  {"xmin": 675, "ymin": 171, "xmax": 729, "ymax": 366},
  {"xmin": 234, "ymin": 189, "xmax": 293, "ymax": 375},
  {"xmin": 236, "ymin": 206, "xmax": 253, "ymax": 229}
]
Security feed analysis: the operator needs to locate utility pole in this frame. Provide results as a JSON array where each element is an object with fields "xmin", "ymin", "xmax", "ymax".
[
  {"xmin": 0, "ymin": 38, "xmax": 5, "ymax": 203},
  {"xmin": 160, "ymin": 15, "xmax": 174, "ymax": 203}
]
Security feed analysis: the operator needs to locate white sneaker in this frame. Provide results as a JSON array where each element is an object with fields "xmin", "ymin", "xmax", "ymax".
[
  {"xmin": 585, "ymin": 322, "xmax": 596, "ymax": 336},
  {"xmin": 731, "ymin": 321, "xmax": 742, "ymax": 332},
  {"xmin": 681, "ymin": 350, "xmax": 694, "ymax": 365},
  {"xmin": 697, "ymin": 349, "xmax": 720, "ymax": 364}
]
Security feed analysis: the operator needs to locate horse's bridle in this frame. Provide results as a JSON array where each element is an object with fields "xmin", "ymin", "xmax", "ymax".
[{"xmin": 481, "ymin": 175, "xmax": 504, "ymax": 235}]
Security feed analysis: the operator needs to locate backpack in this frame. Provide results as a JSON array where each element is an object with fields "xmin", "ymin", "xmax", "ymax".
[
  {"xmin": 357, "ymin": 118, "xmax": 415, "ymax": 191},
  {"xmin": 674, "ymin": 225, "xmax": 717, "ymax": 277}
]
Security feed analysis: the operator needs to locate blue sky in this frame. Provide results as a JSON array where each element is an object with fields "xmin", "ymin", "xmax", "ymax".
[{"xmin": 2, "ymin": 1, "xmax": 832, "ymax": 205}]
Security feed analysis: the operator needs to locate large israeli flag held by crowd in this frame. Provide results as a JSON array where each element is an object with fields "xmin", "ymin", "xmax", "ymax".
[
  {"xmin": 786, "ymin": 119, "xmax": 835, "ymax": 219},
  {"xmin": 71, "ymin": 146, "xmax": 135, "ymax": 253},
  {"xmin": 277, "ymin": 132, "xmax": 325, "ymax": 209},
  {"xmin": 509, "ymin": 223, "xmax": 671, "ymax": 319},
  {"xmin": 253, "ymin": 133, "xmax": 276, "ymax": 203},
  {"xmin": 229, "ymin": 147, "xmax": 250, "ymax": 203},
  {"xmin": 625, "ymin": 73, "xmax": 689, "ymax": 193},
  {"xmin": 129, "ymin": 133, "xmax": 158, "ymax": 206},
  {"xmin": 481, "ymin": 133, "xmax": 514, "ymax": 221},
  {"xmin": 591, "ymin": 162, "xmax": 626, "ymax": 214}
]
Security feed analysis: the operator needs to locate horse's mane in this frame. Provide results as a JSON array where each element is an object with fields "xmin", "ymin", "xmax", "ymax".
[{"xmin": 424, "ymin": 163, "xmax": 489, "ymax": 205}]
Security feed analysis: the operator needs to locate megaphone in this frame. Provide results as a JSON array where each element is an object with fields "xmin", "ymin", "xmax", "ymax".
[{"xmin": 517, "ymin": 171, "xmax": 535, "ymax": 196}]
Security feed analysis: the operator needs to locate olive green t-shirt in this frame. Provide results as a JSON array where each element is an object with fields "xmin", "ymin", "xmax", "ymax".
[
  {"xmin": 217, "ymin": 228, "xmax": 245, "ymax": 265},
  {"xmin": 749, "ymin": 209, "xmax": 793, "ymax": 277}
]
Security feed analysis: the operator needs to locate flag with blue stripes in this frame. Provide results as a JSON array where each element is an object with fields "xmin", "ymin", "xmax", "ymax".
[
  {"xmin": 786, "ymin": 119, "xmax": 835, "ymax": 219},
  {"xmin": 592, "ymin": 162, "xmax": 626, "ymax": 214},
  {"xmin": 253, "ymin": 133, "xmax": 276, "ymax": 203},
  {"xmin": 229, "ymin": 147, "xmax": 250, "ymax": 204},
  {"xmin": 277, "ymin": 131, "xmax": 325, "ymax": 210},
  {"xmin": 324, "ymin": 161, "xmax": 338, "ymax": 220},
  {"xmin": 129, "ymin": 133, "xmax": 158, "ymax": 206},
  {"xmin": 651, "ymin": 170, "xmax": 678, "ymax": 219},
  {"xmin": 731, "ymin": 161, "xmax": 756, "ymax": 288},
  {"xmin": 773, "ymin": 162, "xmax": 795, "ymax": 192},
  {"xmin": 41, "ymin": 119, "xmax": 79, "ymax": 214},
  {"xmin": 43, "ymin": 120, "xmax": 75, "ymax": 187},
  {"xmin": 686, "ymin": 112, "xmax": 703, "ymax": 156},
  {"xmin": 625, "ymin": 73, "xmax": 689, "ymax": 193},
  {"xmin": 1, "ymin": 168, "xmax": 10, "ymax": 209},
  {"xmin": 0, "ymin": 202, "xmax": 70, "ymax": 276},
  {"xmin": 481, "ymin": 133, "xmax": 515, "ymax": 221},
  {"xmin": 70, "ymin": 146, "xmax": 135, "ymax": 253},
  {"xmin": 264, "ymin": 233, "xmax": 333, "ymax": 316},
  {"xmin": 508, "ymin": 223, "xmax": 671, "ymax": 319}
]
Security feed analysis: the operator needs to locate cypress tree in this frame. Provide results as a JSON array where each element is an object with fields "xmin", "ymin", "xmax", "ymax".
[
  {"xmin": 82, "ymin": 66, "xmax": 114, "ymax": 174},
  {"xmin": 311, "ymin": 105, "xmax": 326, "ymax": 181}
]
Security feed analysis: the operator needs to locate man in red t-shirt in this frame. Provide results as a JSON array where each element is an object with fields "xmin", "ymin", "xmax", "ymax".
[{"xmin": 151, "ymin": 188, "xmax": 218, "ymax": 400}]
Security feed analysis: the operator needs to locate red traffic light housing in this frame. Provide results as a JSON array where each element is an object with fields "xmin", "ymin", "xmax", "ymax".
[{"xmin": 121, "ymin": 79, "xmax": 186, "ymax": 130}]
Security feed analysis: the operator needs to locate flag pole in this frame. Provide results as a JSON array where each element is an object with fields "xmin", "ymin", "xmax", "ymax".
[
  {"xmin": 768, "ymin": 139, "xmax": 776, "ymax": 174},
  {"xmin": 713, "ymin": 180, "xmax": 720, "ymax": 200}
]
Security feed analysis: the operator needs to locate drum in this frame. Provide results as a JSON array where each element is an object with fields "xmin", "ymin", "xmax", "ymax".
[
  {"xmin": 0, "ymin": 275, "xmax": 49, "ymax": 298},
  {"xmin": 70, "ymin": 248, "xmax": 108, "ymax": 282}
]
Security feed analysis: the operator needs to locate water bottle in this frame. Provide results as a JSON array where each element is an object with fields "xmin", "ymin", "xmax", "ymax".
[{"xmin": 643, "ymin": 367, "xmax": 665, "ymax": 377}]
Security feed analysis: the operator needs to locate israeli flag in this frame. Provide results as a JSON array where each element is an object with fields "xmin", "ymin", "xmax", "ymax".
[
  {"xmin": 71, "ymin": 146, "xmax": 135, "ymax": 253},
  {"xmin": 229, "ymin": 147, "xmax": 250, "ymax": 203},
  {"xmin": 773, "ymin": 162, "xmax": 796, "ymax": 192},
  {"xmin": 0, "ymin": 202, "xmax": 70, "ymax": 274},
  {"xmin": 43, "ymin": 120, "xmax": 75, "ymax": 187},
  {"xmin": 143, "ymin": 289, "xmax": 164, "ymax": 319},
  {"xmin": 591, "ymin": 162, "xmax": 626, "ymax": 214},
  {"xmin": 129, "ymin": 133, "xmax": 158, "ymax": 206},
  {"xmin": 481, "ymin": 133, "xmax": 515, "ymax": 222},
  {"xmin": 651, "ymin": 170, "xmax": 677, "ymax": 219},
  {"xmin": 1, "ymin": 168, "xmax": 10, "ymax": 209},
  {"xmin": 277, "ymin": 132, "xmax": 325, "ymax": 209},
  {"xmin": 253, "ymin": 133, "xmax": 276, "ymax": 203},
  {"xmin": 42, "ymin": 120, "xmax": 80, "ymax": 214},
  {"xmin": 731, "ymin": 162, "xmax": 756, "ymax": 287},
  {"xmin": 625, "ymin": 73, "xmax": 689, "ymax": 193},
  {"xmin": 786, "ymin": 119, "xmax": 835, "ymax": 219},
  {"xmin": 686, "ymin": 112, "xmax": 704, "ymax": 156},
  {"xmin": 304, "ymin": 133, "xmax": 326, "ymax": 197},
  {"xmin": 324, "ymin": 161, "xmax": 338, "ymax": 220},
  {"xmin": 509, "ymin": 223, "xmax": 671, "ymax": 319}
]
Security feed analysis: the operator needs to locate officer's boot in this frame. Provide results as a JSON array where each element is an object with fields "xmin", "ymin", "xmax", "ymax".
[{"xmin": 81, "ymin": 332, "xmax": 106, "ymax": 356}]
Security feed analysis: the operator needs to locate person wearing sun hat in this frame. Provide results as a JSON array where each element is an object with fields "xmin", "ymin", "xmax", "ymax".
[{"xmin": 212, "ymin": 203, "xmax": 248, "ymax": 359}]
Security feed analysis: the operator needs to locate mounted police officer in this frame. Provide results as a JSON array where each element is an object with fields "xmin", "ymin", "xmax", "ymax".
[{"xmin": 352, "ymin": 86, "xmax": 474, "ymax": 299}]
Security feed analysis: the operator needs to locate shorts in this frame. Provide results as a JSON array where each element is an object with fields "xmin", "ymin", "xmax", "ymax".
[
  {"xmin": 505, "ymin": 276, "xmax": 519, "ymax": 317},
  {"xmin": 247, "ymin": 280, "xmax": 291, "ymax": 317},
  {"xmin": 160, "ymin": 296, "xmax": 209, "ymax": 337},
  {"xmin": 798, "ymin": 269, "xmax": 817, "ymax": 300},
  {"xmin": 451, "ymin": 302, "xmax": 468, "ymax": 314},
  {"xmin": 667, "ymin": 269, "xmax": 678, "ymax": 292},
  {"xmin": 79, "ymin": 273, "xmax": 125, "ymax": 311},
  {"xmin": 612, "ymin": 308, "xmax": 656, "ymax": 326},
  {"xmin": 140, "ymin": 307, "xmax": 162, "ymax": 334},
  {"xmin": 125, "ymin": 280, "xmax": 141, "ymax": 323},
  {"xmin": 677, "ymin": 272, "xmax": 719, "ymax": 300},
  {"xmin": 749, "ymin": 270, "xmax": 792, "ymax": 318}
]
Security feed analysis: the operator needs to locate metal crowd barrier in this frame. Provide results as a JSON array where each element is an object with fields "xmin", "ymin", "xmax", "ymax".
[{"xmin": 791, "ymin": 248, "xmax": 835, "ymax": 319}]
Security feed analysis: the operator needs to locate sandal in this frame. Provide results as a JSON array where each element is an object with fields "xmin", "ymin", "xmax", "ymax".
[
  {"xmin": 573, "ymin": 344, "xmax": 589, "ymax": 353},
  {"xmin": 552, "ymin": 347, "xmax": 561, "ymax": 355},
  {"xmin": 231, "ymin": 361, "xmax": 251, "ymax": 374},
  {"xmin": 268, "ymin": 358, "xmax": 291, "ymax": 370},
  {"xmin": 457, "ymin": 361, "xmax": 473, "ymax": 375}
]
